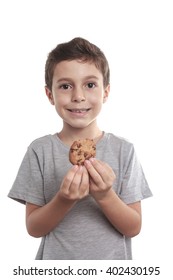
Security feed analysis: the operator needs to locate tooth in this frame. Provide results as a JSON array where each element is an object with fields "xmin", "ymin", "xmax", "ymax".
[{"xmin": 70, "ymin": 109, "xmax": 88, "ymax": 112}]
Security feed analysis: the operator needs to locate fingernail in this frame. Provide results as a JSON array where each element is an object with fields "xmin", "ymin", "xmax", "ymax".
[
  {"xmin": 79, "ymin": 165, "xmax": 83, "ymax": 171},
  {"xmin": 85, "ymin": 160, "xmax": 91, "ymax": 166},
  {"xmin": 89, "ymin": 157, "xmax": 95, "ymax": 162},
  {"xmin": 73, "ymin": 165, "xmax": 78, "ymax": 170}
]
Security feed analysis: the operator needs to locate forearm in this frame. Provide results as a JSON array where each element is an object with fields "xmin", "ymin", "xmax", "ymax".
[
  {"xmin": 95, "ymin": 189, "xmax": 141, "ymax": 237},
  {"xmin": 26, "ymin": 193, "xmax": 76, "ymax": 238},
  {"xmin": 26, "ymin": 165, "xmax": 89, "ymax": 238}
]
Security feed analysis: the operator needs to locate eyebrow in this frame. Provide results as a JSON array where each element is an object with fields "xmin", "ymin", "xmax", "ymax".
[{"xmin": 56, "ymin": 75, "xmax": 99, "ymax": 83}]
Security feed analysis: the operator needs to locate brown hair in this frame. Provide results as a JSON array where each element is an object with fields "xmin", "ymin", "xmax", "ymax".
[{"xmin": 45, "ymin": 37, "xmax": 110, "ymax": 90}]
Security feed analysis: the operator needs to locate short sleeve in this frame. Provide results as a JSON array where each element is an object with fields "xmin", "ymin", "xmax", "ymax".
[
  {"xmin": 119, "ymin": 144, "xmax": 152, "ymax": 204},
  {"xmin": 8, "ymin": 146, "xmax": 45, "ymax": 206}
]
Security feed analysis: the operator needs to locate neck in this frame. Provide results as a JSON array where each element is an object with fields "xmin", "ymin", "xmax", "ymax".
[{"xmin": 58, "ymin": 122, "xmax": 103, "ymax": 146}]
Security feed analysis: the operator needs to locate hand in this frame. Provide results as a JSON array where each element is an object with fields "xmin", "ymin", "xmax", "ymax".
[
  {"xmin": 84, "ymin": 158, "xmax": 116, "ymax": 201},
  {"xmin": 59, "ymin": 165, "xmax": 89, "ymax": 201}
]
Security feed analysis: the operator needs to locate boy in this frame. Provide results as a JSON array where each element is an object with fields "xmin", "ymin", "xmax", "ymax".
[{"xmin": 8, "ymin": 37, "xmax": 152, "ymax": 259}]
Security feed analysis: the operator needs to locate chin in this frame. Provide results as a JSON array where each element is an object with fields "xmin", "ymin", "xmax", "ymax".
[
  {"xmin": 71, "ymin": 123, "xmax": 89, "ymax": 129},
  {"xmin": 67, "ymin": 120, "xmax": 93, "ymax": 129}
]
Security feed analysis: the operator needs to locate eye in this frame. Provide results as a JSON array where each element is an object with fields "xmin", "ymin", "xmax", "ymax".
[
  {"xmin": 86, "ymin": 82, "xmax": 96, "ymax": 89},
  {"xmin": 59, "ymin": 84, "xmax": 72, "ymax": 90}
]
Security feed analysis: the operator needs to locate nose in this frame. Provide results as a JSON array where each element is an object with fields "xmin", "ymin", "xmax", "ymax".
[{"xmin": 71, "ymin": 87, "xmax": 86, "ymax": 102}]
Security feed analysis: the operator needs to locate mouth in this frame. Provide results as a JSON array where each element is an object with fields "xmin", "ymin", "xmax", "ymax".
[{"xmin": 67, "ymin": 108, "xmax": 91, "ymax": 113}]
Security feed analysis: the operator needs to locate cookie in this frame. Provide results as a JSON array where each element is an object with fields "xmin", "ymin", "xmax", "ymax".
[{"xmin": 69, "ymin": 139, "xmax": 96, "ymax": 165}]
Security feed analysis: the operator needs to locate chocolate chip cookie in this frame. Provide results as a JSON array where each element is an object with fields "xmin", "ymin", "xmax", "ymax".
[{"xmin": 69, "ymin": 139, "xmax": 96, "ymax": 165}]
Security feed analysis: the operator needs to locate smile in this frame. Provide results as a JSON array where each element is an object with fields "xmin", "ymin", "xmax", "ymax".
[{"xmin": 67, "ymin": 108, "xmax": 90, "ymax": 113}]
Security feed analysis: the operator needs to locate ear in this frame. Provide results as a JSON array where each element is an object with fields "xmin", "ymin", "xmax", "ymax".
[
  {"xmin": 103, "ymin": 84, "xmax": 110, "ymax": 103},
  {"xmin": 45, "ymin": 87, "xmax": 55, "ymax": 105}
]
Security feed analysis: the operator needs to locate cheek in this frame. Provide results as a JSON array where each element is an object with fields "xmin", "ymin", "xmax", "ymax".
[
  {"xmin": 54, "ymin": 95, "xmax": 68, "ymax": 106},
  {"xmin": 90, "ymin": 95, "xmax": 104, "ymax": 108},
  {"xmin": 90, "ymin": 98, "xmax": 103, "ymax": 115},
  {"xmin": 53, "ymin": 97, "xmax": 66, "ymax": 115}
]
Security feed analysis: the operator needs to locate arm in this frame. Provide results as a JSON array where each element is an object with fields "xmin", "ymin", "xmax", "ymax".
[
  {"xmin": 93, "ymin": 189, "xmax": 141, "ymax": 237},
  {"xmin": 26, "ymin": 165, "xmax": 89, "ymax": 238},
  {"xmin": 84, "ymin": 158, "xmax": 141, "ymax": 237}
]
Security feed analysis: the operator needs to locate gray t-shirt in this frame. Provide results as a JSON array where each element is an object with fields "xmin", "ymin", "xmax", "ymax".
[{"xmin": 8, "ymin": 132, "xmax": 152, "ymax": 260}]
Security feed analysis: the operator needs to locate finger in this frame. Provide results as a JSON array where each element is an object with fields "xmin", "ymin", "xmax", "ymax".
[
  {"xmin": 89, "ymin": 177, "xmax": 98, "ymax": 191},
  {"xmin": 79, "ymin": 166, "xmax": 89, "ymax": 196},
  {"xmin": 70, "ymin": 165, "xmax": 84, "ymax": 193},
  {"xmin": 86, "ymin": 158, "xmax": 116, "ymax": 187},
  {"xmin": 61, "ymin": 165, "xmax": 79, "ymax": 194},
  {"xmin": 89, "ymin": 158, "xmax": 107, "ymax": 174},
  {"xmin": 84, "ymin": 159, "xmax": 103, "ymax": 186}
]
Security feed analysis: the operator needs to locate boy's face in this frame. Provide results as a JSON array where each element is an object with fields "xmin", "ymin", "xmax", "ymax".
[{"xmin": 46, "ymin": 60, "xmax": 109, "ymax": 130}]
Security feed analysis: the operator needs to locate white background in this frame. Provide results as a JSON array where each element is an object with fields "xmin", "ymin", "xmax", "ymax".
[{"xmin": 0, "ymin": 0, "xmax": 173, "ymax": 276}]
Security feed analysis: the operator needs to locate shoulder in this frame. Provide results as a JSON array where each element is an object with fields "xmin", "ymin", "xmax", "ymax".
[
  {"xmin": 106, "ymin": 132, "xmax": 134, "ymax": 150},
  {"xmin": 103, "ymin": 133, "xmax": 137, "ymax": 163},
  {"xmin": 28, "ymin": 134, "xmax": 57, "ymax": 153}
]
